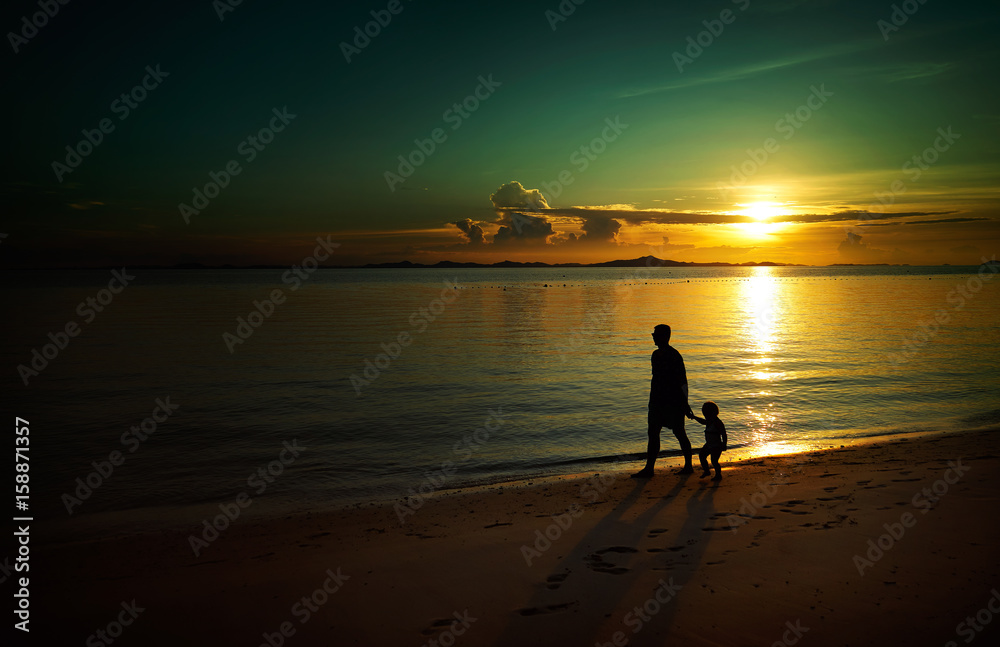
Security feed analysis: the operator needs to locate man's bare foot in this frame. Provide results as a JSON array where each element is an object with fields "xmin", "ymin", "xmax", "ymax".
[
  {"xmin": 631, "ymin": 469, "xmax": 654, "ymax": 478},
  {"xmin": 700, "ymin": 470, "xmax": 711, "ymax": 478},
  {"xmin": 712, "ymin": 474, "xmax": 722, "ymax": 481},
  {"xmin": 676, "ymin": 466, "xmax": 694, "ymax": 475}
]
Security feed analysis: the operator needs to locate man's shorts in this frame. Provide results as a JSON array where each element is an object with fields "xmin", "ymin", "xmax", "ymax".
[{"xmin": 648, "ymin": 407, "xmax": 686, "ymax": 433}]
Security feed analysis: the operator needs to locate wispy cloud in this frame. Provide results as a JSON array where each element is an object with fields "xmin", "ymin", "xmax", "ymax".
[
  {"xmin": 618, "ymin": 39, "xmax": 882, "ymax": 99},
  {"xmin": 840, "ymin": 61, "xmax": 953, "ymax": 83}
]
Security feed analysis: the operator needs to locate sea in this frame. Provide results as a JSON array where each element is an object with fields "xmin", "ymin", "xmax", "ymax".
[{"xmin": 4, "ymin": 264, "xmax": 999, "ymax": 536}]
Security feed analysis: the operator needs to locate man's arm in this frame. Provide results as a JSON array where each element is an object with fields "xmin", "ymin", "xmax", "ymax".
[{"xmin": 676, "ymin": 349, "xmax": 690, "ymax": 411}]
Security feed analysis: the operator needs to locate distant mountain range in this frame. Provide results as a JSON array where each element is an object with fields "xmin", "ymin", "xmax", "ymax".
[
  {"xmin": 350, "ymin": 256, "xmax": 805, "ymax": 269},
  {"xmin": 153, "ymin": 256, "xmax": 803, "ymax": 269},
  {"xmin": 29, "ymin": 257, "xmax": 948, "ymax": 270}
]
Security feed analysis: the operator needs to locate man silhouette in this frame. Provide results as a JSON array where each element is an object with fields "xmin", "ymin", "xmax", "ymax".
[{"xmin": 632, "ymin": 324, "xmax": 694, "ymax": 477}]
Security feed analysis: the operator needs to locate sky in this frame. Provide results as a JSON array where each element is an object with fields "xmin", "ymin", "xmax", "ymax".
[{"xmin": 2, "ymin": 0, "xmax": 999, "ymax": 267}]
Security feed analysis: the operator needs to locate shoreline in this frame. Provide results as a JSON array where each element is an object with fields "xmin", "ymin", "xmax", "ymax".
[
  {"xmin": 35, "ymin": 426, "xmax": 979, "ymax": 544},
  {"xmin": 36, "ymin": 426, "xmax": 1000, "ymax": 645}
]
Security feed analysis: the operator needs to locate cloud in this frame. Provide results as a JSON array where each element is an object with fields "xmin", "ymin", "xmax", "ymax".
[
  {"xmin": 544, "ymin": 206, "xmax": 963, "ymax": 227},
  {"xmin": 902, "ymin": 217, "xmax": 989, "ymax": 225},
  {"xmin": 493, "ymin": 212, "xmax": 555, "ymax": 246},
  {"xmin": 490, "ymin": 181, "xmax": 549, "ymax": 211},
  {"xmin": 68, "ymin": 200, "xmax": 105, "ymax": 210},
  {"xmin": 872, "ymin": 62, "xmax": 953, "ymax": 83},
  {"xmin": 618, "ymin": 39, "xmax": 881, "ymax": 98},
  {"xmin": 452, "ymin": 218, "xmax": 485, "ymax": 245},
  {"xmin": 837, "ymin": 231, "xmax": 888, "ymax": 262},
  {"xmin": 578, "ymin": 214, "xmax": 622, "ymax": 244},
  {"xmin": 647, "ymin": 236, "xmax": 696, "ymax": 253}
]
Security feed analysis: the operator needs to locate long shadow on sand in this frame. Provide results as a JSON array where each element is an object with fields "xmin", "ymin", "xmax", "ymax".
[
  {"xmin": 489, "ymin": 473, "xmax": 710, "ymax": 647},
  {"xmin": 625, "ymin": 482, "xmax": 717, "ymax": 646}
]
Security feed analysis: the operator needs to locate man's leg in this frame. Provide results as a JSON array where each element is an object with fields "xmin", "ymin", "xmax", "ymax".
[
  {"xmin": 645, "ymin": 420, "xmax": 662, "ymax": 470},
  {"xmin": 633, "ymin": 418, "xmax": 661, "ymax": 477},
  {"xmin": 671, "ymin": 414, "xmax": 693, "ymax": 473}
]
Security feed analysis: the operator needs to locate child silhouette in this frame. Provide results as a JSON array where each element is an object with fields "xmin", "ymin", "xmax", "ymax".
[{"xmin": 688, "ymin": 401, "xmax": 727, "ymax": 481}]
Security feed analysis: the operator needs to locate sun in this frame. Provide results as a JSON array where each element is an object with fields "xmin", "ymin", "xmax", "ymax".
[
  {"xmin": 739, "ymin": 201, "xmax": 784, "ymax": 221},
  {"xmin": 731, "ymin": 200, "xmax": 790, "ymax": 237}
]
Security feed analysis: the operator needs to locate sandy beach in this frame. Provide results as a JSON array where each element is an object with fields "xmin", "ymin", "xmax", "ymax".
[{"xmin": 36, "ymin": 428, "xmax": 1000, "ymax": 646}]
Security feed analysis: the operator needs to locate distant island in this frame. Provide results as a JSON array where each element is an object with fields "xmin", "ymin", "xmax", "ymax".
[
  {"xmin": 353, "ymin": 256, "xmax": 809, "ymax": 269},
  {"xmin": 153, "ymin": 256, "xmax": 808, "ymax": 270}
]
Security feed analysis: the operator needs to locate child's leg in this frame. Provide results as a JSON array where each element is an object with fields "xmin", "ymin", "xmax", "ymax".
[
  {"xmin": 698, "ymin": 446, "xmax": 711, "ymax": 474},
  {"xmin": 711, "ymin": 448, "xmax": 723, "ymax": 480}
]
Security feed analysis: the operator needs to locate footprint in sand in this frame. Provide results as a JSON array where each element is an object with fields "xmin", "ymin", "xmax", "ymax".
[
  {"xmin": 585, "ymin": 547, "xmax": 637, "ymax": 574},
  {"xmin": 422, "ymin": 617, "xmax": 465, "ymax": 635},
  {"xmin": 818, "ymin": 514, "xmax": 853, "ymax": 530},
  {"xmin": 546, "ymin": 572, "xmax": 569, "ymax": 590},
  {"xmin": 518, "ymin": 601, "xmax": 579, "ymax": 616},
  {"xmin": 823, "ymin": 486, "xmax": 838, "ymax": 492}
]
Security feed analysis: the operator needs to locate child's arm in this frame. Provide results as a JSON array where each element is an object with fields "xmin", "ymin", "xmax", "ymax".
[{"xmin": 690, "ymin": 414, "xmax": 706, "ymax": 425}]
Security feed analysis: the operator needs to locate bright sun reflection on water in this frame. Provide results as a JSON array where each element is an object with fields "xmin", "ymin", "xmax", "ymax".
[
  {"xmin": 754, "ymin": 440, "xmax": 815, "ymax": 458},
  {"xmin": 743, "ymin": 266, "xmax": 780, "ymax": 356},
  {"xmin": 739, "ymin": 267, "xmax": 787, "ymax": 450}
]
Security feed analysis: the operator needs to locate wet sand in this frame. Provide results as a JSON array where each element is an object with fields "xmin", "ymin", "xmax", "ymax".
[{"xmin": 35, "ymin": 428, "xmax": 1000, "ymax": 646}]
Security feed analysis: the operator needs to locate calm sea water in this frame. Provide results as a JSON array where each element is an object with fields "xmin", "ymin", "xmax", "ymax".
[{"xmin": 4, "ymin": 265, "xmax": 999, "ymax": 534}]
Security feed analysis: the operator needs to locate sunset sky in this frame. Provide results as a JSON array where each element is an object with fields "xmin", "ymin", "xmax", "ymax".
[{"xmin": 2, "ymin": 0, "xmax": 999, "ymax": 267}]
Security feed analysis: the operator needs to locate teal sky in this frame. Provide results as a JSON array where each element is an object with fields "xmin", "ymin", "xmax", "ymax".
[{"xmin": 3, "ymin": 0, "xmax": 999, "ymax": 266}]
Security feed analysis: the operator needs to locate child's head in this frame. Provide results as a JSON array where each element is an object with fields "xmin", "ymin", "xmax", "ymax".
[{"xmin": 702, "ymin": 401, "xmax": 720, "ymax": 419}]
